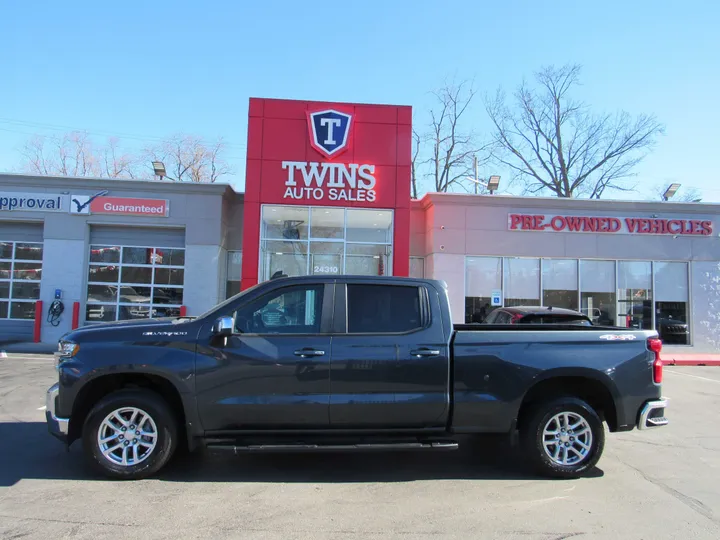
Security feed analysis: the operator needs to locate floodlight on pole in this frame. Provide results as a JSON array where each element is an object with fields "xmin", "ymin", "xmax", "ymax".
[
  {"xmin": 663, "ymin": 183, "xmax": 681, "ymax": 201},
  {"xmin": 487, "ymin": 175, "xmax": 501, "ymax": 194},
  {"xmin": 468, "ymin": 165, "xmax": 502, "ymax": 195},
  {"xmin": 152, "ymin": 161, "xmax": 167, "ymax": 180}
]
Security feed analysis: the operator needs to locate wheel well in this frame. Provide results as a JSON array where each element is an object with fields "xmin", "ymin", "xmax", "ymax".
[
  {"xmin": 69, "ymin": 374, "xmax": 187, "ymax": 446},
  {"xmin": 516, "ymin": 377, "xmax": 618, "ymax": 432}
]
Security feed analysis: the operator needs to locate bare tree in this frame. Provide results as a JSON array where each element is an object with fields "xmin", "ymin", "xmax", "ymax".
[
  {"xmin": 411, "ymin": 128, "xmax": 421, "ymax": 198},
  {"xmin": 20, "ymin": 135, "xmax": 54, "ymax": 176},
  {"xmin": 21, "ymin": 131, "xmax": 100, "ymax": 177},
  {"xmin": 417, "ymin": 81, "xmax": 490, "ymax": 193},
  {"xmin": 143, "ymin": 134, "xmax": 231, "ymax": 183},
  {"xmin": 20, "ymin": 132, "xmax": 137, "ymax": 179},
  {"xmin": 102, "ymin": 137, "xmax": 138, "ymax": 179},
  {"xmin": 486, "ymin": 64, "xmax": 665, "ymax": 198}
]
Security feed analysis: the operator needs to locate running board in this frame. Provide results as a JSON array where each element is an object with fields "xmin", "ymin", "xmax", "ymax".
[{"xmin": 206, "ymin": 441, "xmax": 459, "ymax": 454}]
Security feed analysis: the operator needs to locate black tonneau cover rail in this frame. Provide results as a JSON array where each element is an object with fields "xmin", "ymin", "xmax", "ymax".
[{"xmin": 454, "ymin": 324, "xmax": 631, "ymax": 332}]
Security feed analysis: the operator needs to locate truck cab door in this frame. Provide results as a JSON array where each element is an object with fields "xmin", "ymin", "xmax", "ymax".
[
  {"xmin": 194, "ymin": 282, "xmax": 334, "ymax": 431},
  {"xmin": 328, "ymin": 281, "xmax": 450, "ymax": 428}
]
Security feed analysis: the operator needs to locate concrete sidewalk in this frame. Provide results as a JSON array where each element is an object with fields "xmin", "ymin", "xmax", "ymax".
[
  {"xmin": 662, "ymin": 353, "xmax": 720, "ymax": 366},
  {"xmin": 0, "ymin": 342, "xmax": 56, "ymax": 355}
]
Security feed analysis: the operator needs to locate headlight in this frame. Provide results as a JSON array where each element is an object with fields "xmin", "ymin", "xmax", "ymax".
[{"xmin": 58, "ymin": 340, "xmax": 80, "ymax": 358}]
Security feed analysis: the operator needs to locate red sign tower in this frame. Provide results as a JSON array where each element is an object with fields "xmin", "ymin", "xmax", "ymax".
[{"xmin": 240, "ymin": 98, "xmax": 412, "ymax": 290}]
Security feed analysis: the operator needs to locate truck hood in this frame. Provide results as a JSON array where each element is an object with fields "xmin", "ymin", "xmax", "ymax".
[{"xmin": 62, "ymin": 317, "xmax": 196, "ymax": 342}]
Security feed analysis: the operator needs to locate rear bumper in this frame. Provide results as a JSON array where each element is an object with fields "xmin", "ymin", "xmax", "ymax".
[
  {"xmin": 637, "ymin": 398, "xmax": 669, "ymax": 430},
  {"xmin": 46, "ymin": 383, "xmax": 69, "ymax": 443}
]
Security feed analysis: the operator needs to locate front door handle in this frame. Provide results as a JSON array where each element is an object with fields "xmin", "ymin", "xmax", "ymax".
[
  {"xmin": 410, "ymin": 348, "xmax": 441, "ymax": 358},
  {"xmin": 294, "ymin": 349, "xmax": 326, "ymax": 358}
]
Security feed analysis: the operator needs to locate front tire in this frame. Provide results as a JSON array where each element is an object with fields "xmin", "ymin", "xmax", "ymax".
[
  {"xmin": 82, "ymin": 389, "xmax": 178, "ymax": 480},
  {"xmin": 520, "ymin": 397, "xmax": 605, "ymax": 479}
]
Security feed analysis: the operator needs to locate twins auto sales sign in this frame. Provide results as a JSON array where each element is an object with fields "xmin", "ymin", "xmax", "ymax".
[
  {"xmin": 246, "ymin": 98, "xmax": 410, "ymax": 209},
  {"xmin": 509, "ymin": 213, "xmax": 714, "ymax": 236},
  {"xmin": 281, "ymin": 110, "xmax": 377, "ymax": 203}
]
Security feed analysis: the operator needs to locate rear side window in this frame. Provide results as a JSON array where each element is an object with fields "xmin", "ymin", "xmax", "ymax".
[
  {"xmin": 489, "ymin": 310, "xmax": 512, "ymax": 324},
  {"xmin": 347, "ymin": 284, "xmax": 422, "ymax": 333}
]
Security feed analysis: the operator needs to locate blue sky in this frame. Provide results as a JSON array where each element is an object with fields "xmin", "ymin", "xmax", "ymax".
[{"xmin": 2, "ymin": 0, "xmax": 719, "ymax": 201}]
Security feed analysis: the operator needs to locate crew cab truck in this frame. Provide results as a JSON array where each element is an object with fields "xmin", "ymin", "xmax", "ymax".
[{"xmin": 46, "ymin": 276, "xmax": 668, "ymax": 480}]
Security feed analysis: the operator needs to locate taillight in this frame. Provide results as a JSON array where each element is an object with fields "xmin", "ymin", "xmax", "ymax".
[{"xmin": 648, "ymin": 338, "xmax": 663, "ymax": 384}]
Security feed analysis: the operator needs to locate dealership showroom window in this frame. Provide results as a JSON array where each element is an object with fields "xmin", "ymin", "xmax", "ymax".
[
  {"xmin": 86, "ymin": 245, "xmax": 185, "ymax": 322},
  {"xmin": 465, "ymin": 257, "xmax": 691, "ymax": 344},
  {"xmin": 259, "ymin": 206, "xmax": 394, "ymax": 281},
  {"xmin": 0, "ymin": 241, "xmax": 43, "ymax": 320}
]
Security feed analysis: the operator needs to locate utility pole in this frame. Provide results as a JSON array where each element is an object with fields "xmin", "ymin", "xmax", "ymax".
[{"xmin": 474, "ymin": 154, "xmax": 478, "ymax": 195}]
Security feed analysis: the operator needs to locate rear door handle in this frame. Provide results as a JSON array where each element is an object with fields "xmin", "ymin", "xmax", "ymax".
[
  {"xmin": 410, "ymin": 348, "xmax": 441, "ymax": 358},
  {"xmin": 294, "ymin": 349, "xmax": 326, "ymax": 358}
]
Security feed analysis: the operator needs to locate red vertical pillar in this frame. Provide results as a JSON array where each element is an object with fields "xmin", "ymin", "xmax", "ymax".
[
  {"xmin": 393, "ymin": 109, "xmax": 412, "ymax": 277},
  {"xmin": 393, "ymin": 207, "xmax": 410, "ymax": 276},
  {"xmin": 71, "ymin": 302, "xmax": 80, "ymax": 330},
  {"xmin": 241, "ymin": 98, "xmax": 264, "ymax": 290},
  {"xmin": 33, "ymin": 300, "xmax": 43, "ymax": 343}
]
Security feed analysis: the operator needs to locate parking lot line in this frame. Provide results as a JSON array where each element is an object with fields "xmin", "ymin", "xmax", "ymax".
[{"xmin": 666, "ymin": 370, "xmax": 720, "ymax": 384}]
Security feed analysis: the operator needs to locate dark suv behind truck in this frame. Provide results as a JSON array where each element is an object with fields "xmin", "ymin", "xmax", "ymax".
[
  {"xmin": 47, "ymin": 276, "xmax": 668, "ymax": 480},
  {"xmin": 483, "ymin": 306, "xmax": 593, "ymax": 325}
]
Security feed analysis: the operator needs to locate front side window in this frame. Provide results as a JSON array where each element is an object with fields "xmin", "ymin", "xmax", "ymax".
[
  {"xmin": 0, "ymin": 241, "xmax": 43, "ymax": 320},
  {"xmin": 233, "ymin": 285, "xmax": 323, "ymax": 334},
  {"xmin": 347, "ymin": 284, "xmax": 421, "ymax": 333}
]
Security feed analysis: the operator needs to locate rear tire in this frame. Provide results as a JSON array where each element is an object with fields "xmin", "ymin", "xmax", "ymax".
[
  {"xmin": 520, "ymin": 397, "xmax": 605, "ymax": 479},
  {"xmin": 82, "ymin": 389, "xmax": 178, "ymax": 480}
]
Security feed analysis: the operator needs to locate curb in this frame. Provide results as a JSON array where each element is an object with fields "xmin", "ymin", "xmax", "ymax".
[{"xmin": 665, "ymin": 359, "xmax": 720, "ymax": 367}]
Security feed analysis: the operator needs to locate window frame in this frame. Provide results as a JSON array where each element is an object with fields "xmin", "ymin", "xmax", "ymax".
[
  {"xmin": 259, "ymin": 205, "xmax": 395, "ymax": 281},
  {"xmin": 335, "ymin": 282, "xmax": 429, "ymax": 335},
  {"xmin": 85, "ymin": 244, "xmax": 185, "ymax": 323},
  {"xmin": 0, "ymin": 240, "xmax": 43, "ymax": 320}
]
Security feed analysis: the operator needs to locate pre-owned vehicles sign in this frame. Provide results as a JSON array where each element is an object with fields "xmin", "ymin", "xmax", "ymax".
[
  {"xmin": 0, "ymin": 192, "xmax": 66, "ymax": 212},
  {"xmin": 508, "ymin": 213, "xmax": 714, "ymax": 236}
]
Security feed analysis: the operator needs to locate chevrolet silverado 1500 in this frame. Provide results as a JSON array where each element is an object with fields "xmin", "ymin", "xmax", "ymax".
[{"xmin": 46, "ymin": 276, "xmax": 668, "ymax": 479}]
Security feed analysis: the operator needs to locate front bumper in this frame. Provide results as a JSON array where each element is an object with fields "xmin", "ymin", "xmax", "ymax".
[
  {"xmin": 46, "ymin": 383, "xmax": 70, "ymax": 442},
  {"xmin": 637, "ymin": 398, "xmax": 669, "ymax": 430}
]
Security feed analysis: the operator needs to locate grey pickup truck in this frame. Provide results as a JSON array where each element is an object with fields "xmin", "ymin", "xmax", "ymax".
[{"xmin": 46, "ymin": 276, "xmax": 668, "ymax": 480}]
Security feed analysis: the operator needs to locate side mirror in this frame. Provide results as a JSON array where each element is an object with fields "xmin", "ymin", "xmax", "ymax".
[{"xmin": 212, "ymin": 316, "xmax": 234, "ymax": 337}]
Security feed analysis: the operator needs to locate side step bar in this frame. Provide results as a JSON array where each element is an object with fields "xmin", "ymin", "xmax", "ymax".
[{"xmin": 207, "ymin": 441, "xmax": 459, "ymax": 454}]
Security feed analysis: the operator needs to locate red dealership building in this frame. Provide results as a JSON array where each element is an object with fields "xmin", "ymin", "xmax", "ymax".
[{"xmin": 1, "ymin": 97, "xmax": 719, "ymax": 352}]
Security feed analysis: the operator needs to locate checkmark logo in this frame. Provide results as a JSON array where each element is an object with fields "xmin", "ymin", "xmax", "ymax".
[{"xmin": 70, "ymin": 190, "xmax": 109, "ymax": 214}]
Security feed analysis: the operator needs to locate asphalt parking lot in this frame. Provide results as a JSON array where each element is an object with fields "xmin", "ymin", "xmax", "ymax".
[{"xmin": 0, "ymin": 355, "xmax": 719, "ymax": 540}]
